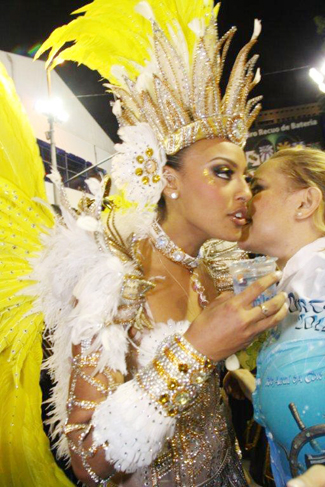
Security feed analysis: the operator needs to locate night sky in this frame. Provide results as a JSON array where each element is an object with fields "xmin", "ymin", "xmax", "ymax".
[{"xmin": 1, "ymin": 0, "xmax": 325, "ymax": 142}]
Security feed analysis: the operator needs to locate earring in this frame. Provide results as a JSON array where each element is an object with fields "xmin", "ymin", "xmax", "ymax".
[
  {"xmin": 170, "ymin": 192, "xmax": 179, "ymax": 199},
  {"xmin": 297, "ymin": 211, "xmax": 303, "ymax": 217}
]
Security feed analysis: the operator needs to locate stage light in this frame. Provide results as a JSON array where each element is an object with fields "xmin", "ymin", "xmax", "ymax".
[
  {"xmin": 318, "ymin": 82, "xmax": 325, "ymax": 94},
  {"xmin": 35, "ymin": 97, "xmax": 69, "ymax": 123},
  {"xmin": 309, "ymin": 67, "xmax": 324, "ymax": 85}
]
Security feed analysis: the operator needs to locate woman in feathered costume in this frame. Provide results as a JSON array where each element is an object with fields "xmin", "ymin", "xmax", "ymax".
[{"xmin": 0, "ymin": 1, "xmax": 288, "ymax": 486}]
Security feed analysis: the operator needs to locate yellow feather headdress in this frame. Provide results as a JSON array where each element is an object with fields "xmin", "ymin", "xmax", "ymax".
[
  {"xmin": 36, "ymin": 0, "xmax": 262, "ymax": 154},
  {"xmin": 37, "ymin": 0, "xmax": 262, "ymax": 206}
]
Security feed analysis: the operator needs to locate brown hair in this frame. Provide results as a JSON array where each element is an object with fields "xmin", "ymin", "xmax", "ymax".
[
  {"xmin": 268, "ymin": 148, "xmax": 325, "ymax": 233},
  {"xmin": 157, "ymin": 146, "xmax": 190, "ymax": 221}
]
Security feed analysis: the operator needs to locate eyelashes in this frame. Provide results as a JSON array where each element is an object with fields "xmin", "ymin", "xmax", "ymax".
[
  {"xmin": 211, "ymin": 165, "xmax": 234, "ymax": 180},
  {"xmin": 203, "ymin": 165, "xmax": 250, "ymax": 184},
  {"xmin": 251, "ymin": 183, "xmax": 264, "ymax": 194}
]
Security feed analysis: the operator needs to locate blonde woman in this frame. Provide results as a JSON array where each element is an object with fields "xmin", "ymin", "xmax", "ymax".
[{"xmin": 239, "ymin": 148, "xmax": 325, "ymax": 487}]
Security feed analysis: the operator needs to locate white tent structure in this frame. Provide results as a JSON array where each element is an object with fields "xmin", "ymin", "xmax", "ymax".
[{"xmin": 0, "ymin": 50, "xmax": 115, "ymax": 206}]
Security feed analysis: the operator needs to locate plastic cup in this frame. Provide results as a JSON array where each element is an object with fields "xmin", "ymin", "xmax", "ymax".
[{"xmin": 228, "ymin": 256, "xmax": 278, "ymax": 307}]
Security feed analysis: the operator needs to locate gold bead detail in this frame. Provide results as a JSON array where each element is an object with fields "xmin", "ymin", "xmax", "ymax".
[
  {"xmin": 142, "ymin": 176, "xmax": 149, "ymax": 185},
  {"xmin": 135, "ymin": 168, "xmax": 143, "ymax": 176},
  {"xmin": 168, "ymin": 408, "xmax": 177, "ymax": 417},
  {"xmin": 167, "ymin": 378, "xmax": 178, "ymax": 390},
  {"xmin": 146, "ymin": 148, "xmax": 154, "ymax": 157},
  {"xmin": 178, "ymin": 363, "xmax": 189, "ymax": 373},
  {"xmin": 136, "ymin": 155, "xmax": 144, "ymax": 163},
  {"xmin": 152, "ymin": 175, "xmax": 161, "ymax": 183},
  {"xmin": 159, "ymin": 393, "xmax": 169, "ymax": 405}
]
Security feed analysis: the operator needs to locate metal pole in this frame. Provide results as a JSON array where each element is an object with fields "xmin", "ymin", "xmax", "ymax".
[
  {"xmin": 63, "ymin": 153, "xmax": 115, "ymax": 183},
  {"xmin": 46, "ymin": 68, "xmax": 59, "ymax": 205}
]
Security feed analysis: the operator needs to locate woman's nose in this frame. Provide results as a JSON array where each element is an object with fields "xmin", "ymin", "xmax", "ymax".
[{"xmin": 236, "ymin": 178, "xmax": 252, "ymax": 202}]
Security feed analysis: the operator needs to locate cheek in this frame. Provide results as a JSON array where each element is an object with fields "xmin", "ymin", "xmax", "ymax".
[
  {"xmin": 252, "ymin": 198, "xmax": 284, "ymax": 236},
  {"xmin": 185, "ymin": 177, "xmax": 225, "ymax": 208}
]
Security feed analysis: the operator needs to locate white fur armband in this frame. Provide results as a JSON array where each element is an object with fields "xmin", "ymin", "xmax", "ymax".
[
  {"xmin": 92, "ymin": 378, "xmax": 175, "ymax": 472},
  {"xmin": 92, "ymin": 332, "xmax": 216, "ymax": 472}
]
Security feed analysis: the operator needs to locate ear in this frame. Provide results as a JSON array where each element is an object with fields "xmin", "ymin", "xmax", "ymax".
[
  {"xmin": 162, "ymin": 167, "xmax": 180, "ymax": 198},
  {"xmin": 295, "ymin": 186, "xmax": 322, "ymax": 220}
]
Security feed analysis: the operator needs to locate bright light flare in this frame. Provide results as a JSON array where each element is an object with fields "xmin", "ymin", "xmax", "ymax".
[
  {"xmin": 309, "ymin": 68, "xmax": 324, "ymax": 85},
  {"xmin": 319, "ymin": 82, "xmax": 325, "ymax": 94},
  {"xmin": 321, "ymin": 62, "xmax": 325, "ymax": 76},
  {"xmin": 35, "ymin": 97, "xmax": 69, "ymax": 123}
]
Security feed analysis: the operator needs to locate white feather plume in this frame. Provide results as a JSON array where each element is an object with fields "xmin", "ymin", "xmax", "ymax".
[
  {"xmin": 27, "ymin": 206, "xmax": 138, "ymax": 456},
  {"xmin": 251, "ymin": 19, "xmax": 262, "ymax": 40},
  {"xmin": 76, "ymin": 215, "xmax": 103, "ymax": 232},
  {"xmin": 188, "ymin": 18, "xmax": 206, "ymax": 38},
  {"xmin": 112, "ymin": 122, "xmax": 166, "ymax": 205},
  {"xmin": 135, "ymin": 1, "xmax": 155, "ymax": 21},
  {"xmin": 93, "ymin": 380, "xmax": 175, "ymax": 472}
]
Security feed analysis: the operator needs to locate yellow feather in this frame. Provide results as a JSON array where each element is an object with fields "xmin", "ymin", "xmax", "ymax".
[
  {"xmin": 0, "ymin": 62, "xmax": 72, "ymax": 486},
  {"xmin": 0, "ymin": 64, "xmax": 47, "ymax": 201},
  {"xmin": 36, "ymin": 0, "xmax": 217, "ymax": 84}
]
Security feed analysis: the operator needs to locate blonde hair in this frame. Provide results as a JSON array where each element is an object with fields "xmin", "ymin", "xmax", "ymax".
[{"xmin": 268, "ymin": 148, "xmax": 325, "ymax": 233}]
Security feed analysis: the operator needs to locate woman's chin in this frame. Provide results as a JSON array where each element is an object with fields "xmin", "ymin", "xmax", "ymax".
[
  {"xmin": 238, "ymin": 225, "xmax": 253, "ymax": 250},
  {"xmin": 238, "ymin": 237, "xmax": 264, "ymax": 254},
  {"xmin": 238, "ymin": 239, "xmax": 250, "ymax": 251}
]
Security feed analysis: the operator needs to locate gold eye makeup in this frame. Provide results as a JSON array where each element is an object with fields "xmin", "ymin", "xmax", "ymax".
[
  {"xmin": 202, "ymin": 168, "xmax": 216, "ymax": 185},
  {"xmin": 202, "ymin": 165, "xmax": 235, "ymax": 185}
]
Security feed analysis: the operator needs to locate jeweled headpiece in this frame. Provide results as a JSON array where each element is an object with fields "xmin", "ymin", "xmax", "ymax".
[{"xmin": 37, "ymin": 0, "xmax": 262, "ymax": 205}]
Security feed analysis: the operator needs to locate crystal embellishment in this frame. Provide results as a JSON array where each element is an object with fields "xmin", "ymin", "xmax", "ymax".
[{"xmin": 150, "ymin": 221, "xmax": 200, "ymax": 270}]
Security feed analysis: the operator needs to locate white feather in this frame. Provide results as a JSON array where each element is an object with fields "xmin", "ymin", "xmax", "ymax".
[
  {"xmin": 112, "ymin": 123, "xmax": 166, "ymax": 205},
  {"xmin": 252, "ymin": 67, "xmax": 261, "ymax": 85},
  {"xmin": 135, "ymin": 71, "xmax": 154, "ymax": 96},
  {"xmin": 188, "ymin": 18, "xmax": 205, "ymax": 38},
  {"xmin": 76, "ymin": 215, "xmax": 103, "ymax": 233},
  {"xmin": 225, "ymin": 354, "xmax": 240, "ymax": 371},
  {"xmin": 93, "ymin": 380, "xmax": 175, "ymax": 472},
  {"xmin": 112, "ymin": 99, "xmax": 122, "ymax": 116},
  {"xmin": 47, "ymin": 169, "xmax": 62, "ymax": 186},
  {"xmin": 112, "ymin": 205, "xmax": 157, "ymax": 240},
  {"xmin": 134, "ymin": 1, "xmax": 155, "ymax": 21},
  {"xmin": 85, "ymin": 177, "xmax": 102, "ymax": 196},
  {"xmin": 27, "ymin": 206, "xmax": 136, "ymax": 456},
  {"xmin": 110, "ymin": 64, "xmax": 128, "ymax": 86},
  {"xmin": 251, "ymin": 19, "xmax": 262, "ymax": 40}
]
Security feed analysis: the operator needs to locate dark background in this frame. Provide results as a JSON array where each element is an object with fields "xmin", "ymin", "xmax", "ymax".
[{"xmin": 1, "ymin": 0, "xmax": 325, "ymax": 143}]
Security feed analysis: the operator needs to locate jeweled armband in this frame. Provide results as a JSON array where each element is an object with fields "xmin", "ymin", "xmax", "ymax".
[
  {"xmin": 64, "ymin": 351, "xmax": 118, "ymax": 485},
  {"xmin": 136, "ymin": 333, "xmax": 216, "ymax": 417}
]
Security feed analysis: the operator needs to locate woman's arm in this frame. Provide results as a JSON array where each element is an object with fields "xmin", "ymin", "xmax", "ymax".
[
  {"xmin": 66, "ymin": 272, "xmax": 287, "ymax": 484},
  {"xmin": 65, "ymin": 346, "xmax": 124, "ymax": 485},
  {"xmin": 66, "ymin": 334, "xmax": 216, "ymax": 485}
]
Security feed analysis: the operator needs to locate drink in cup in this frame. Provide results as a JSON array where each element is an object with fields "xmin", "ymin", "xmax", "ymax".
[{"xmin": 228, "ymin": 256, "xmax": 278, "ymax": 306}]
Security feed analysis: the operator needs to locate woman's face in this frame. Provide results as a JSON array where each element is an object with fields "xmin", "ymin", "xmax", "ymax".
[
  {"xmin": 168, "ymin": 138, "xmax": 252, "ymax": 243},
  {"xmin": 239, "ymin": 159, "xmax": 299, "ymax": 256}
]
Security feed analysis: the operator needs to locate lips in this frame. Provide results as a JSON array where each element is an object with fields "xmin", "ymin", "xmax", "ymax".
[{"xmin": 228, "ymin": 207, "xmax": 248, "ymax": 226}]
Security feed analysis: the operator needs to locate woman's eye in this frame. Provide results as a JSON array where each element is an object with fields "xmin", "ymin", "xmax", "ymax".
[
  {"xmin": 212, "ymin": 166, "xmax": 234, "ymax": 180},
  {"xmin": 245, "ymin": 174, "xmax": 253, "ymax": 184},
  {"xmin": 251, "ymin": 183, "xmax": 264, "ymax": 195}
]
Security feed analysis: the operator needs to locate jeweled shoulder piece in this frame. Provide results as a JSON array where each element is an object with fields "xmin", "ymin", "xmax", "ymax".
[{"xmin": 37, "ymin": 0, "xmax": 262, "ymax": 154}]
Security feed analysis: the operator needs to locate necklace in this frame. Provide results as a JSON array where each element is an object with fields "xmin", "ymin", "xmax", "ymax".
[
  {"xmin": 150, "ymin": 221, "xmax": 200, "ymax": 270},
  {"xmin": 150, "ymin": 221, "xmax": 208, "ymax": 307}
]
